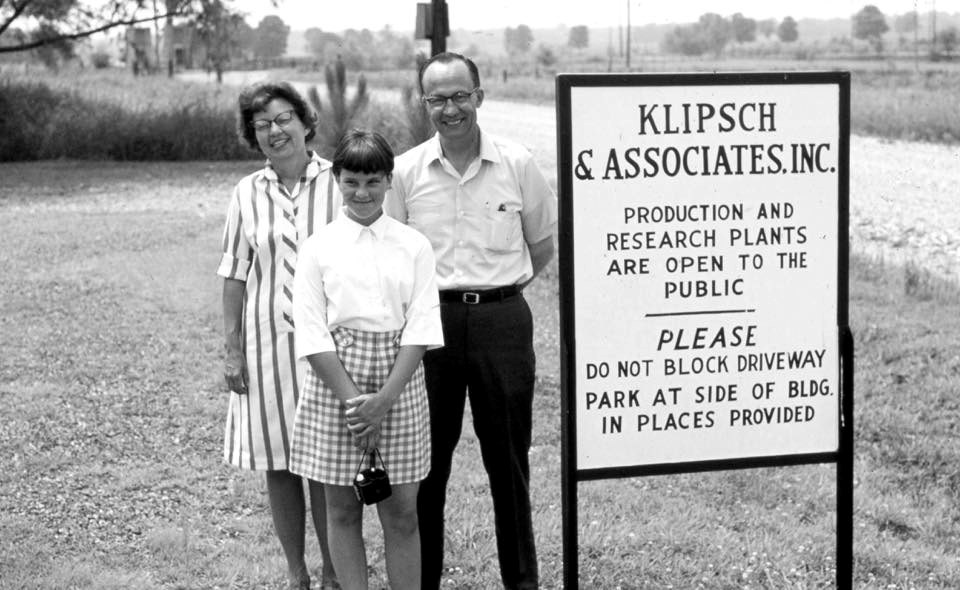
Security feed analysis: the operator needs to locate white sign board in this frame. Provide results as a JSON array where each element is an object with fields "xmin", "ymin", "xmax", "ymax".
[{"xmin": 564, "ymin": 77, "xmax": 843, "ymax": 473}]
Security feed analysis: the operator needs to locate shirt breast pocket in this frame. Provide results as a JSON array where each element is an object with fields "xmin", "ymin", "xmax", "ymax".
[{"xmin": 485, "ymin": 207, "xmax": 522, "ymax": 254}]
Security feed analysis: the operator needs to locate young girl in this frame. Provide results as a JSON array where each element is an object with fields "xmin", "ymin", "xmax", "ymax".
[{"xmin": 289, "ymin": 129, "xmax": 442, "ymax": 590}]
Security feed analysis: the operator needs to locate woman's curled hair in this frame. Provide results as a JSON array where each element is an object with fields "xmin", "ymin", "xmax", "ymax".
[{"xmin": 236, "ymin": 81, "xmax": 318, "ymax": 152}]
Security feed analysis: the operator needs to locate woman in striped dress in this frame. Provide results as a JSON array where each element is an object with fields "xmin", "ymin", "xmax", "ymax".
[
  {"xmin": 290, "ymin": 130, "xmax": 443, "ymax": 590},
  {"xmin": 218, "ymin": 82, "xmax": 340, "ymax": 590}
]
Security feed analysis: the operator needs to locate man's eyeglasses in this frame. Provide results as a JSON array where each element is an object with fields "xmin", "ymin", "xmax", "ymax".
[
  {"xmin": 251, "ymin": 110, "xmax": 297, "ymax": 132},
  {"xmin": 421, "ymin": 88, "xmax": 480, "ymax": 109}
]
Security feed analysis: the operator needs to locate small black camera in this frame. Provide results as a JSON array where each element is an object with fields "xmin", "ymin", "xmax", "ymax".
[{"xmin": 353, "ymin": 450, "xmax": 392, "ymax": 505}]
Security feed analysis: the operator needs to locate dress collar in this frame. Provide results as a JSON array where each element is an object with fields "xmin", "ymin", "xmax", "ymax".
[{"xmin": 262, "ymin": 151, "xmax": 329, "ymax": 184}]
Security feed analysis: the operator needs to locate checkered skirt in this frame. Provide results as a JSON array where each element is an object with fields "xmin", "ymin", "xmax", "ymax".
[{"xmin": 289, "ymin": 327, "xmax": 430, "ymax": 486}]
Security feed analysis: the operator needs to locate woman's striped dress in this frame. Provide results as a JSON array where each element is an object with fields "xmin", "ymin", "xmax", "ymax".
[{"xmin": 217, "ymin": 153, "xmax": 340, "ymax": 471}]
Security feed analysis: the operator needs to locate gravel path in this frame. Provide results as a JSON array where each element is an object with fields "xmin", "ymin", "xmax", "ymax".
[{"xmin": 479, "ymin": 99, "xmax": 960, "ymax": 281}]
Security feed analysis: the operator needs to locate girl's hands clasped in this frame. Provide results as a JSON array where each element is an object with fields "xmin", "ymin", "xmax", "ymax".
[
  {"xmin": 344, "ymin": 393, "xmax": 391, "ymax": 450},
  {"xmin": 352, "ymin": 428, "xmax": 381, "ymax": 452}
]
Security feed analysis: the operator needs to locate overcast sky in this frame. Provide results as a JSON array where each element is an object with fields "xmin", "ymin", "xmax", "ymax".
[{"xmin": 235, "ymin": 0, "xmax": 933, "ymax": 30}]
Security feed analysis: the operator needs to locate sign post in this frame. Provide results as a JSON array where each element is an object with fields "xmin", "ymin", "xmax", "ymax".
[
  {"xmin": 414, "ymin": 1, "xmax": 449, "ymax": 55},
  {"xmin": 557, "ymin": 72, "xmax": 852, "ymax": 589}
]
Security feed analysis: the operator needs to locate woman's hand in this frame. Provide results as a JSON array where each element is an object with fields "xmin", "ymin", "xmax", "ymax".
[{"xmin": 224, "ymin": 347, "xmax": 248, "ymax": 395}]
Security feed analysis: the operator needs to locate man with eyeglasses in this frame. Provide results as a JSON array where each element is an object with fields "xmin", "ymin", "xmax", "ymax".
[{"xmin": 386, "ymin": 52, "xmax": 556, "ymax": 590}]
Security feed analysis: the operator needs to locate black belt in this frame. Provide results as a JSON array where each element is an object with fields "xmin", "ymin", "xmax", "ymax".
[{"xmin": 440, "ymin": 285, "xmax": 521, "ymax": 305}]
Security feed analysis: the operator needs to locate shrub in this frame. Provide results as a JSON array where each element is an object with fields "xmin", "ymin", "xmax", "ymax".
[
  {"xmin": 0, "ymin": 66, "xmax": 442, "ymax": 161},
  {"xmin": 91, "ymin": 52, "xmax": 111, "ymax": 69},
  {"xmin": 307, "ymin": 59, "xmax": 370, "ymax": 158},
  {"xmin": 0, "ymin": 78, "xmax": 63, "ymax": 160},
  {"xmin": 851, "ymin": 69, "xmax": 960, "ymax": 143},
  {"xmin": 0, "ymin": 69, "xmax": 251, "ymax": 161},
  {"xmin": 400, "ymin": 84, "xmax": 433, "ymax": 150}
]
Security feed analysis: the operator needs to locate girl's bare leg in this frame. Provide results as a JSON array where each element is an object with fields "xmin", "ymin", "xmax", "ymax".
[
  {"xmin": 377, "ymin": 482, "xmax": 421, "ymax": 590},
  {"xmin": 325, "ymin": 484, "xmax": 368, "ymax": 590}
]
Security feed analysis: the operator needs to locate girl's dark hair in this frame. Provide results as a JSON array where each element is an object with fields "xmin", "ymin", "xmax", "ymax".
[
  {"xmin": 332, "ymin": 129, "xmax": 395, "ymax": 177},
  {"xmin": 236, "ymin": 81, "xmax": 318, "ymax": 152}
]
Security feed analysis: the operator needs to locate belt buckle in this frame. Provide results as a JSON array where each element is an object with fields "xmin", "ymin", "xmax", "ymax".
[{"xmin": 462, "ymin": 291, "xmax": 481, "ymax": 304}]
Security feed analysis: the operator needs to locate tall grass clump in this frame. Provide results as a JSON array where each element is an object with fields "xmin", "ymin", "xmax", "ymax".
[
  {"xmin": 0, "ymin": 64, "xmax": 438, "ymax": 162},
  {"xmin": 302, "ymin": 61, "xmax": 438, "ymax": 157},
  {"xmin": 348, "ymin": 99, "xmax": 418, "ymax": 155},
  {"xmin": 399, "ymin": 84, "xmax": 434, "ymax": 149},
  {"xmin": 0, "ymin": 67, "xmax": 250, "ymax": 161},
  {"xmin": 102, "ymin": 101, "xmax": 248, "ymax": 161},
  {"xmin": 0, "ymin": 78, "xmax": 61, "ymax": 160},
  {"xmin": 307, "ymin": 60, "xmax": 370, "ymax": 159},
  {"xmin": 852, "ymin": 69, "xmax": 960, "ymax": 143}
]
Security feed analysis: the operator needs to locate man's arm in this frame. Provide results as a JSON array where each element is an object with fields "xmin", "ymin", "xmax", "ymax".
[
  {"xmin": 515, "ymin": 147, "xmax": 557, "ymax": 288},
  {"xmin": 524, "ymin": 235, "xmax": 555, "ymax": 287}
]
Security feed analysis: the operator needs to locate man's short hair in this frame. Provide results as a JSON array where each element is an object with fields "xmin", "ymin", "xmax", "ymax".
[{"xmin": 417, "ymin": 51, "xmax": 481, "ymax": 94}]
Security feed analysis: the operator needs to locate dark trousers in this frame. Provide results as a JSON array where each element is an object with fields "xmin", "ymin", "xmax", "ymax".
[{"xmin": 418, "ymin": 293, "xmax": 539, "ymax": 590}]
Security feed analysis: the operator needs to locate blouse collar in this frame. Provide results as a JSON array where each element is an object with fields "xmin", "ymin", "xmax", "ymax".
[
  {"xmin": 262, "ymin": 151, "xmax": 330, "ymax": 184},
  {"xmin": 338, "ymin": 209, "xmax": 390, "ymax": 240}
]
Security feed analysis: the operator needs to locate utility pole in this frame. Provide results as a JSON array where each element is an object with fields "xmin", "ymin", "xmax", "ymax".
[
  {"xmin": 931, "ymin": 0, "xmax": 937, "ymax": 54},
  {"xmin": 914, "ymin": 1, "xmax": 919, "ymax": 70},
  {"xmin": 152, "ymin": 0, "xmax": 161, "ymax": 72},
  {"xmin": 626, "ymin": 0, "xmax": 631, "ymax": 70}
]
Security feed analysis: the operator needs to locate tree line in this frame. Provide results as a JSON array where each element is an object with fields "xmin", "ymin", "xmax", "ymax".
[
  {"xmin": 2, "ymin": 1, "xmax": 957, "ymax": 73},
  {"xmin": 499, "ymin": 6, "xmax": 957, "ymax": 59}
]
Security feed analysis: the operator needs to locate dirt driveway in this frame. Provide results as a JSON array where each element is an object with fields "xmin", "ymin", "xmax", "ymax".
[{"xmin": 479, "ymin": 99, "xmax": 960, "ymax": 281}]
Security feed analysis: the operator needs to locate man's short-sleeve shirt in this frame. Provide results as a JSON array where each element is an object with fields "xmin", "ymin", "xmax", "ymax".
[{"xmin": 386, "ymin": 131, "xmax": 557, "ymax": 290}]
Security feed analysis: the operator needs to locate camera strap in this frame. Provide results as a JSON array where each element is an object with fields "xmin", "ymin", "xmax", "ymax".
[{"xmin": 355, "ymin": 447, "xmax": 387, "ymax": 478}]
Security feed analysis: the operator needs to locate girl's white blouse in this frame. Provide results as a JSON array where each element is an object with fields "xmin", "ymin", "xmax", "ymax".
[{"xmin": 293, "ymin": 212, "xmax": 443, "ymax": 357}]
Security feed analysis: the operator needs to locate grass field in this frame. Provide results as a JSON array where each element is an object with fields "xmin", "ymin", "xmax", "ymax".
[{"xmin": 1, "ymin": 160, "xmax": 958, "ymax": 589}]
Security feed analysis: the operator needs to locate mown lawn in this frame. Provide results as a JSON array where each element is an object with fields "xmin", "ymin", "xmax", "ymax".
[{"xmin": 0, "ymin": 161, "xmax": 958, "ymax": 589}]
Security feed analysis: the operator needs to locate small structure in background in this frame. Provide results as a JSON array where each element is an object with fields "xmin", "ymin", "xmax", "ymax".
[
  {"xmin": 168, "ymin": 24, "xmax": 204, "ymax": 70},
  {"xmin": 123, "ymin": 24, "xmax": 206, "ymax": 75},
  {"xmin": 125, "ymin": 27, "xmax": 153, "ymax": 74}
]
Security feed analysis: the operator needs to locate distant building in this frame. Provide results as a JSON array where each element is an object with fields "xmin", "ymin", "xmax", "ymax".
[
  {"xmin": 123, "ymin": 24, "xmax": 207, "ymax": 74},
  {"xmin": 169, "ymin": 24, "xmax": 206, "ymax": 69},
  {"xmin": 125, "ymin": 27, "xmax": 153, "ymax": 73}
]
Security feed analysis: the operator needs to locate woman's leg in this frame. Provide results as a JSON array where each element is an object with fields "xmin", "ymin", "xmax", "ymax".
[
  {"xmin": 265, "ymin": 470, "xmax": 309, "ymax": 586},
  {"xmin": 325, "ymin": 484, "xmax": 368, "ymax": 590},
  {"xmin": 307, "ymin": 479, "xmax": 339, "ymax": 587},
  {"xmin": 376, "ymin": 483, "xmax": 421, "ymax": 590}
]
